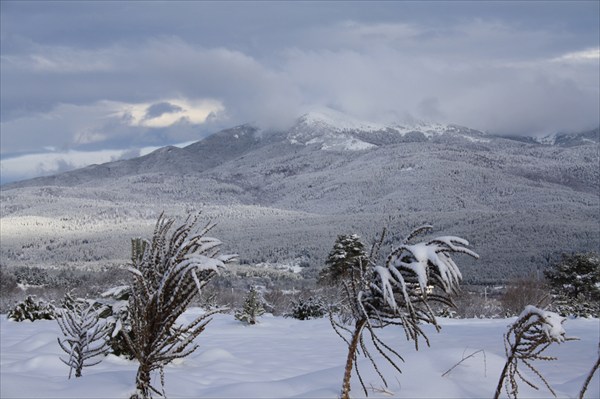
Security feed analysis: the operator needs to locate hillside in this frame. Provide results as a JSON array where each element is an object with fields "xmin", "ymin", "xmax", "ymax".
[{"xmin": 1, "ymin": 113, "xmax": 598, "ymax": 283}]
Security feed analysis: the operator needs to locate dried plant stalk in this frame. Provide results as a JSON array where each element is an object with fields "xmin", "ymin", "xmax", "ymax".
[{"xmin": 494, "ymin": 305, "xmax": 577, "ymax": 399}]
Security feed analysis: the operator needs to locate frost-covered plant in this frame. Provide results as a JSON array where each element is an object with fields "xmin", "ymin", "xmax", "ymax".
[
  {"xmin": 330, "ymin": 225, "xmax": 478, "ymax": 399},
  {"xmin": 56, "ymin": 302, "xmax": 112, "ymax": 378},
  {"xmin": 235, "ymin": 286, "xmax": 265, "ymax": 325},
  {"xmin": 494, "ymin": 305, "xmax": 576, "ymax": 399},
  {"xmin": 286, "ymin": 296, "xmax": 327, "ymax": 320},
  {"xmin": 123, "ymin": 213, "xmax": 236, "ymax": 399},
  {"xmin": 545, "ymin": 253, "xmax": 600, "ymax": 318},
  {"xmin": 319, "ymin": 234, "xmax": 368, "ymax": 286},
  {"xmin": 7, "ymin": 295, "xmax": 55, "ymax": 321},
  {"xmin": 91, "ymin": 285, "xmax": 135, "ymax": 358}
]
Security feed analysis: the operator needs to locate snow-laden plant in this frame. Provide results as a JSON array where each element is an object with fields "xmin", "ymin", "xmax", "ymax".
[
  {"xmin": 56, "ymin": 302, "xmax": 111, "ymax": 378},
  {"xmin": 235, "ymin": 286, "xmax": 265, "ymax": 325},
  {"xmin": 494, "ymin": 305, "xmax": 577, "ymax": 399},
  {"xmin": 330, "ymin": 225, "xmax": 478, "ymax": 399},
  {"xmin": 7, "ymin": 295, "xmax": 55, "ymax": 322},
  {"xmin": 91, "ymin": 285, "xmax": 135, "ymax": 358},
  {"xmin": 545, "ymin": 252, "xmax": 600, "ymax": 318},
  {"xmin": 286, "ymin": 296, "xmax": 327, "ymax": 320},
  {"xmin": 318, "ymin": 234, "xmax": 368, "ymax": 286},
  {"xmin": 123, "ymin": 213, "xmax": 236, "ymax": 399}
]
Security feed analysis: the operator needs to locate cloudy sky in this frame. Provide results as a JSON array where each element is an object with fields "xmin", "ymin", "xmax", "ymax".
[{"xmin": 1, "ymin": 1, "xmax": 599, "ymax": 183}]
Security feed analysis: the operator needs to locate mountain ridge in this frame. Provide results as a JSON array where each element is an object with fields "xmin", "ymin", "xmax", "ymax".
[{"xmin": 1, "ymin": 115, "xmax": 598, "ymax": 283}]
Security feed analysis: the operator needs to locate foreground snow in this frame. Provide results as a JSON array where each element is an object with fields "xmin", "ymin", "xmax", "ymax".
[{"xmin": 1, "ymin": 310, "xmax": 598, "ymax": 398}]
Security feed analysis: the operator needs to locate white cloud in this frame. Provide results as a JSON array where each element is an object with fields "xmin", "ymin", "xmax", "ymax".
[
  {"xmin": 113, "ymin": 98, "xmax": 225, "ymax": 128},
  {"xmin": 1, "ymin": 149, "xmax": 128, "ymax": 183},
  {"xmin": 552, "ymin": 47, "xmax": 600, "ymax": 63},
  {"xmin": 0, "ymin": 141, "xmax": 195, "ymax": 184},
  {"xmin": 0, "ymin": 97, "xmax": 225, "ymax": 155},
  {"xmin": 1, "ymin": 46, "xmax": 115, "ymax": 73},
  {"xmin": 1, "ymin": 17, "xmax": 598, "ymax": 169}
]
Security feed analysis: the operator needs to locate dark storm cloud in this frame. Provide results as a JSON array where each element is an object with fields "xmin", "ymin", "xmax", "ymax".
[{"xmin": 144, "ymin": 103, "xmax": 184, "ymax": 120}]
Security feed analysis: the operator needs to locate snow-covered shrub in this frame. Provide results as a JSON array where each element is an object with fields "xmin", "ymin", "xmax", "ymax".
[
  {"xmin": 56, "ymin": 302, "xmax": 111, "ymax": 378},
  {"xmin": 92, "ymin": 285, "xmax": 134, "ymax": 358},
  {"xmin": 286, "ymin": 296, "xmax": 326, "ymax": 320},
  {"xmin": 329, "ymin": 225, "xmax": 478, "ymax": 399},
  {"xmin": 13, "ymin": 266, "xmax": 51, "ymax": 286},
  {"xmin": 545, "ymin": 253, "xmax": 600, "ymax": 318},
  {"xmin": 7, "ymin": 295, "xmax": 55, "ymax": 321},
  {"xmin": 124, "ymin": 213, "xmax": 236, "ymax": 399},
  {"xmin": 235, "ymin": 286, "xmax": 265, "ymax": 325},
  {"xmin": 494, "ymin": 305, "xmax": 576, "ymax": 399}
]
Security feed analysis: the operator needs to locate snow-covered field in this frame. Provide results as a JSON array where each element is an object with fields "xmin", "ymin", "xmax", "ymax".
[{"xmin": 1, "ymin": 310, "xmax": 598, "ymax": 398}]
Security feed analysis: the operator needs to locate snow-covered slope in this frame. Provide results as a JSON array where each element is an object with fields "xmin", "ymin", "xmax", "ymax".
[
  {"xmin": 1, "ymin": 311, "xmax": 598, "ymax": 398},
  {"xmin": 288, "ymin": 108, "xmax": 488, "ymax": 150},
  {"xmin": 1, "ymin": 114, "xmax": 598, "ymax": 283},
  {"xmin": 538, "ymin": 127, "xmax": 600, "ymax": 147}
]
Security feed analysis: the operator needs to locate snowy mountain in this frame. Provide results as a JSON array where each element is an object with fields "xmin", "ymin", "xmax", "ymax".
[
  {"xmin": 288, "ymin": 110, "xmax": 488, "ymax": 150},
  {"xmin": 1, "ymin": 112, "xmax": 598, "ymax": 283},
  {"xmin": 496, "ymin": 127, "xmax": 600, "ymax": 147},
  {"xmin": 538, "ymin": 127, "xmax": 600, "ymax": 147}
]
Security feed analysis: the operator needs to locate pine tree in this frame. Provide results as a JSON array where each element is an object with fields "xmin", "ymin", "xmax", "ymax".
[
  {"xmin": 286, "ymin": 297, "xmax": 326, "ymax": 320},
  {"xmin": 235, "ymin": 286, "xmax": 265, "ymax": 325},
  {"xmin": 318, "ymin": 234, "xmax": 367, "ymax": 286},
  {"xmin": 123, "ymin": 213, "xmax": 236, "ymax": 399},
  {"xmin": 56, "ymin": 302, "xmax": 111, "ymax": 378},
  {"xmin": 545, "ymin": 253, "xmax": 600, "ymax": 317}
]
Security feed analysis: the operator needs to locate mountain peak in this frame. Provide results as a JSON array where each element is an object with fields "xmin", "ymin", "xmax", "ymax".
[
  {"xmin": 290, "ymin": 108, "xmax": 483, "ymax": 150},
  {"xmin": 297, "ymin": 108, "xmax": 388, "ymax": 133}
]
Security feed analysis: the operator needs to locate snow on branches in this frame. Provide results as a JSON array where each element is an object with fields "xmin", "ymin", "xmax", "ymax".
[
  {"xmin": 124, "ymin": 213, "xmax": 236, "ymax": 399},
  {"xmin": 494, "ymin": 305, "xmax": 577, "ymax": 399},
  {"xmin": 329, "ymin": 225, "xmax": 479, "ymax": 399},
  {"xmin": 235, "ymin": 286, "xmax": 266, "ymax": 325},
  {"xmin": 56, "ymin": 302, "xmax": 111, "ymax": 378}
]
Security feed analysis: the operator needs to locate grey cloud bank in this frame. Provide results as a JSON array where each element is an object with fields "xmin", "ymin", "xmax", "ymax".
[{"xmin": 1, "ymin": 1, "xmax": 598, "ymax": 183}]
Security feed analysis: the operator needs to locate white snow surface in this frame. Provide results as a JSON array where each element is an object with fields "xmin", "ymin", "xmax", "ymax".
[{"xmin": 2, "ymin": 310, "xmax": 598, "ymax": 399}]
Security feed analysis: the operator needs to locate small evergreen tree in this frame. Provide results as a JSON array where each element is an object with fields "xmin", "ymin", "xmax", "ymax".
[
  {"xmin": 7, "ymin": 295, "xmax": 55, "ymax": 321},
  {"xmin": 318, "ymin": 234, "xmax": 367, "ymax": 286},
  {"xmin": 545, "ymin": 253, "xmax": 600, "ymax": 317},
  {"xmin": 235, "ymin": 286, "xmax": 265, "ymax": 325},
  {"xmin": 286, "ymin": 296, "xmax": 327, "ymax": 320},
  {"xmin": 56, "ymin": 302, "xmax": 112, "ymax": 378},
  {"xmin": 94, "ymin": 285, "xmax": 135, "ymax": 358}
]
